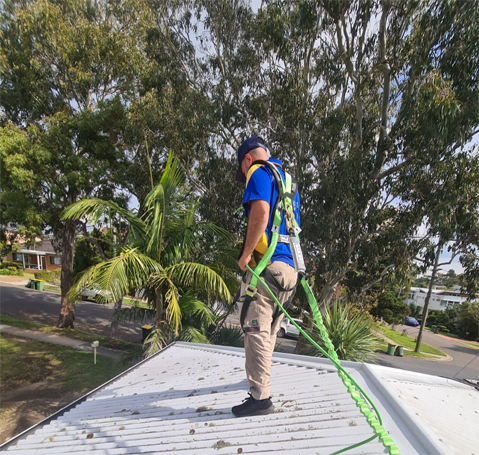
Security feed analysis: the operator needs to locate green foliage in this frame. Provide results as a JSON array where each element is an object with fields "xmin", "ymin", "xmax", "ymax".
[
  {"xmin": 158, "ymin": 0, "xmax": 479, "ymax": 307},
  {"xmin": 0, "ymin": 269, "xmax": 19, "ymax": 276},
  {"xmin": 370, "ymin": 292, "xmax": 410, "ymax": 325},
  {"xmin": 306, "ymin": 302, "xmax": 379, "ymax": 362},
  {"xmin": 0, "ymin": 0, "xmax": 151, "ymax": 327},
  {"xmin": 456, "ymin": 301, "xmax": 479, "ymax": 340},
  {"xmin": 34, "ymin": 270, "xmax": 61, "ymax": 284},
  {"xmin": 211, "ymin": 325, "xmax": 244, "ymax": 348},
  {"xmin": 73, "ymin": 232, "xmax": 113, "ymax": 277},
  {"xmin": 63, "ymin": 154, "xmax": 236, "ymax": 353},
  {"xmin": 0, "ymin": 261, "xmax": 22, "ymax": 270},
  {"xmin": 408, "ymin": 303, "xmax": 422, "ymax": 319}
]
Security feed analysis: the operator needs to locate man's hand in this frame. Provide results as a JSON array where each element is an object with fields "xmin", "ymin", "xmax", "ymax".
[{"xmin": 238, "ymin": 252, "xmax": 252, "ymax": 272}]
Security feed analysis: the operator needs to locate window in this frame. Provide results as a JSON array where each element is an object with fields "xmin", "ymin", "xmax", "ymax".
[
  {"xmin": 12, "ymin": 253, "xmax": 23, "ymax": 262},
  {"xmin": 50, "ymin": 256, "xmax": 61, "ymax": 265}
]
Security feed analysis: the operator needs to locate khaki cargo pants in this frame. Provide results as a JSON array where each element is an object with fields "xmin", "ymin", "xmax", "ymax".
[{"xmin": 239, "ymin": 261, "xmax": 297, "ymax": 400}]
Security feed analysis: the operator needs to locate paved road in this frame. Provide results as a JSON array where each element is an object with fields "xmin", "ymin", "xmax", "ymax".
[
  {"xmin": 0, "ymin": 282, "xmax": 143, "ymax": 342},
  {"xmin": 374, "ymin": 324, "xmax": 479, "ymax": 380}
]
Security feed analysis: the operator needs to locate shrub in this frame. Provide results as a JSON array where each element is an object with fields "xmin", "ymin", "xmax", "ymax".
[
  {"xmin": 0, "ymin": 269, "xmax": 18, "ymax": 276},
  {"xmin": 0, "ymin": 261, "xmax": 23, "ymax": 270},
  {"xmin": 212, "ymin": 325, "xmax": 244, "ymax": 348},
  {"xmin": 34, "ymin": 270, "xmax": 61, "ymax": 283},
  {"xmin": 306, "ymin": 301, "xmax": 379, "ymax": 362}
]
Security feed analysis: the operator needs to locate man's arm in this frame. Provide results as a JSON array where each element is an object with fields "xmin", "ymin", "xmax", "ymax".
[{"xmin": 238, "ymin": 200, "xmax": 270, "ymax": 271}]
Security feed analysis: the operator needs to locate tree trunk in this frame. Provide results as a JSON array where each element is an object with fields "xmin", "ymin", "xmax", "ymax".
[
  {"xmin": 57, "ymin": 220, "xmax": 76, "ymax": 328},
  {"xmin": 109, "ymin": 297, "xmax": 123, "ymax": 339},
  {"xmin": 415, "ymin": 242, "xmax": 442, "ymax": 352}
]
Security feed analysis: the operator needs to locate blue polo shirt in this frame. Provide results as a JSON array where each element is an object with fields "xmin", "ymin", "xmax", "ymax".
[{"xmin": 242, "ymin": 159, "xmax": 300, "ymax": 267}]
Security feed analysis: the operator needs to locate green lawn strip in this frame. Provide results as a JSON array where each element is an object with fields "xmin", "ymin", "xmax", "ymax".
[
  {"xmin": 44, "ymin": 285, "xmax": 60, "ymax": 293},
  {"xmin": 0, "ymin": 334, "xmax": 129, "ymax": 394},
  {"xmin": 0, "ymin": 315, "xmax": 141, "ymax": 352},
  {"xmin": 374, "ymin": 324, "xmax": 446, "ymax": 357},
  {"xmin": 123, "ymin": 297, "xmax": 150, "ymax": 309},
  {"xmin": 374, "ymin": 338, "xmax": 436, "ymax": 359}
]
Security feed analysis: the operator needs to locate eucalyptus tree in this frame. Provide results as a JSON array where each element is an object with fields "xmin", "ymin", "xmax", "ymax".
[
  {"xmin": 155, "ymin": 0, "xmax": 479, "ymax": 311},
  {"xmin": 0, "ymin": 0, "xmax": 153, "ymax": 327},
  {"xmin": 62, "ymin": 155, "xmax": 236, "ymax": 354}
]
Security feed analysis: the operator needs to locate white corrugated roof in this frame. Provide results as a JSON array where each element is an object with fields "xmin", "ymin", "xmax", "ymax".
[{"xmin": 2, "ymin": 342, "xmax": 478, "ymax": 454}]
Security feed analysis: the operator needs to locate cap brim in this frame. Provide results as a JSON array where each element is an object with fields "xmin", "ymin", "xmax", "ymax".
[{"xmin": 235, "ymin": 166, "xmax": 246, "ymax": 183}]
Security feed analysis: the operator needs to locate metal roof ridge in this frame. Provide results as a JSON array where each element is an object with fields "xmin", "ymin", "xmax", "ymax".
[
  {"xmin": 361, "ymin": 363, "xmax": 455, "ymax": 455},
  {"xmin": 174, "ymin": 341, "xmax": 359, "ymax": 372}
]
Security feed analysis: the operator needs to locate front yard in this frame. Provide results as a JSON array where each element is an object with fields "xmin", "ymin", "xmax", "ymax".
[{"xmin": 0, "ymin": 334, "xmax": 132, "ymax": 444}]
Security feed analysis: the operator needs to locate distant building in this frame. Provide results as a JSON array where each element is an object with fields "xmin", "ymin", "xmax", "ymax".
[
  {"xmin": 404, "ymin": 287, "xmax": 478, "ymax": 311},
  {"xmin": 4, "ymin": 236, "xmax": 62, "ymax": 273}
]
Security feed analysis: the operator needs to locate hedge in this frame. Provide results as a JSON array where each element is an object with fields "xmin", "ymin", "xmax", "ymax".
[
  {"xmin": 0, "ymin": 261, "xmax": 23, "ymax": 270},
  {"xmin": 0, "ymin": 269, "xmax": 19, "ymax": 276},
  {"xmin": 34, "ymin": 270, "xmax": 61, "ymax": 283}
]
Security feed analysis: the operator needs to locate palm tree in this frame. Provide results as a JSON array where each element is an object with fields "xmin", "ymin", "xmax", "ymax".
[{"xmin": 62, "ymin": 154, "xmax": 236, "ymax": 355}]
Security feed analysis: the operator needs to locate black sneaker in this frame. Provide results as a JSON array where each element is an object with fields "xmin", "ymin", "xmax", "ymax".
[{"xmin": 232, "ymin": 393, "xmax": 274, "ymax": 417}]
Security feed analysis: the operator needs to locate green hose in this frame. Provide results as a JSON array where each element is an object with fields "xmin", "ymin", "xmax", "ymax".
[{"xmin": 246, "ymin": 265, "xmax": 401, "ymax": 455}]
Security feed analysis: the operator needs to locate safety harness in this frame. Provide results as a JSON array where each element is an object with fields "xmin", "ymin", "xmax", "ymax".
[{"xmin": 240, "ymin": 160, "xmax": 401, "ymax": 455}]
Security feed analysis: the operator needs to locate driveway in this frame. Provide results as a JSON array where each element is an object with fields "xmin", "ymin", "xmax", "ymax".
[
  {"xmin": 374, "ymin": 324, "xmax": 479, "ymax": 380},
  {"xmin": 0, "ymin": 282, "xmax": 143, "ymax": 342}
]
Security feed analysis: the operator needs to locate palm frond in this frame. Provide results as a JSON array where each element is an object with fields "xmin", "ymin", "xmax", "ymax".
[
  {"xmin": 179, "ymin": 292, "xmax": 216, "ymax": 326},
  {"xmin": 143, "ymin": 327, "xmax": 167, "ymax": 357},
  {"xmin": 177, "ymin": 326, "xmax": 209, "ymax": 344},
  {"xmin": 61, "ymin": 198, "xmax": 146, "ymax": 241},
  {"xmin": 164, "ymin": 283, "xmax": 182, "ymax": 335},
  {"xmin": 68, "ymin": 248, "xmax": 162, "ymax": 304},
  {"xmin": 162, "ymin": 262, "xmax": 232, "ymax": 304}
]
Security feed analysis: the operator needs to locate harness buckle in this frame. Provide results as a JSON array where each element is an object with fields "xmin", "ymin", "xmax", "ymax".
[{"xmin": 245, "ymin": 285, "xmax": 257, "ymax": 298}]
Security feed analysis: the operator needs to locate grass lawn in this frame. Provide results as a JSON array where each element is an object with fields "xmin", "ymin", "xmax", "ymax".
[
  {"xmin": 0, "ymin": 315, "xmax": 142, "ymax": 352},
  {"xmin": 123, "ymin": 297, "xmax": 150, "ymax": 309},
  {"xmin": 0, "ymin": 333, "xmax": 133, "ymax": 443},
  {"xmin": 44, "ymin": 284, "xmax": 61, "ymax": 293},
  {"xmin": 374, "ymin": 324, "xmax": 446, "ymax": 357},
  {"xmin": 0, "ymin": 334, "xmax": 129, "ymax": 394}
]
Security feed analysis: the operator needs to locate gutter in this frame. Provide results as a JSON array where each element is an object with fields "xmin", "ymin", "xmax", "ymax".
[{"xmin": 0, "ymin": 341, "xmax": 176, "ymax": 452}]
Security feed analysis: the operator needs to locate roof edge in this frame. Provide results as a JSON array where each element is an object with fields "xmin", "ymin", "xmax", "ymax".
[{"xmin": 361, "ymin": 364, "xmax": 455, "ymax": 455}]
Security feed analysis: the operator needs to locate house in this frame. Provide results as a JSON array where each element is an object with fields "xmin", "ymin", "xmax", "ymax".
[
  {"xmin": 4, "ymin": 237, "xmax": 62, "ymax": 273},
  {"xmin": 1, "ymin": 342, "xmax": 477, "ymax": 454},
  {"xmin": 404, "ymin": 287, "xmax": 479, "ymax": 311}
]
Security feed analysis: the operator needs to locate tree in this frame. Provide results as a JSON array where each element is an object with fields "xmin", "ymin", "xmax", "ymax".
[
  {"xmin": 155, "ymin": 0, "xmax": 479, "ymax": 312},
  {"xmin": 412, "ymin": 152, "xmax": 479, "ymax": 351},
  {"xmin": 370, "ymin": 291, "xmax": 410, "ymax": 325},
  {"xmin": 62, "ymin": 154, "xmax": 236, "ymax": 354},
  {"xmin": 0, "ymin": 0, "xmax": 149, "ymax": 327},
  {"xmin": 408, "ymin": 303, "xmax": 422, "ymax": 320},
  {"xmin": 73, "ymin": 230, "xmax": 113, "ymax": 277},
  {"xmin": 456, "ymin": 302, "xmax": 479, "ymax": 341}
]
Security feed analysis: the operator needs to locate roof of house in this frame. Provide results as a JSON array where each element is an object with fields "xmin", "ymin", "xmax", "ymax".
[
  {"xmin": 1, "ymin": 342, "xmax": 478, "ymax": 454},
  {"xmin": 20, "ymin": 237, "xmax": 56, "ymax": 255}
]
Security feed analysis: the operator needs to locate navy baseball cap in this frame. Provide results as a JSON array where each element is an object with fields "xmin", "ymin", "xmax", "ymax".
[{"xmin": 235, "ymin": 136, "xmax": 267, "ymax": 183}]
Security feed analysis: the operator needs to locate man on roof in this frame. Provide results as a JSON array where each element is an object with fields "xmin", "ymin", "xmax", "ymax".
[{"xmin": 232, "ymin": 136, "xmax": 300, "ymax": 417}]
